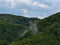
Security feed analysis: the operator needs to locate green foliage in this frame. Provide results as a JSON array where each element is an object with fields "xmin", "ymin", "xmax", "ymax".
[
  {"xmin": 0, "ymin": 12, "xmax": 60, "ymax": 45},
  {"xmin": 0, "ymin": 14, "xmax": 39, "ymax": 45},
  {"xmin": 10, "ymin": 33, "xmax": 59, "ymax": 45},
  {"xmin": 10, "ymin": 12, "xmax": 60, "ymax": 45},
  {"xmin": 37, "ymin": 12, "xmax": 60, "ymax": 32},
  {"xmin": 0, "ymin": 23, "xmax": 27, "ymax": 45}
]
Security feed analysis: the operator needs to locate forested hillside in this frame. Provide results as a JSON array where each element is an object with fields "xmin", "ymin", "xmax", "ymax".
[
  {"xmin": 0, "ymin": 12, "xmax": 60, "ymax": 45},
  {"xmin": 0, "ymin": 14, "xmax": 39, "ymax": 45},
  {"xmin": 0, "ymin": 14, "xmax": 38, "ymax": 26},
  {"xmin": 10, "ymin": 12, "xmax": 60, "ymax": 45}
]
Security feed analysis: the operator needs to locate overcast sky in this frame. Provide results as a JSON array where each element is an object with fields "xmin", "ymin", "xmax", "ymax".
[{"xmin": 0, "ymin": 0, "xmax": 60, "ymax": 19}]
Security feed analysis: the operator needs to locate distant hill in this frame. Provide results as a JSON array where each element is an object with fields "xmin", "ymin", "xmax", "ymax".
[
  {"xmin": 0, "ymin": 14, "xmax": 39, "ymax": 45},
  {"xmin": 38, "ymin": 12, "xmax": 60, "ymax": 32},
  {"xmin": 10, "ymin": 12, "xmax": 60, "ymax": 45}
]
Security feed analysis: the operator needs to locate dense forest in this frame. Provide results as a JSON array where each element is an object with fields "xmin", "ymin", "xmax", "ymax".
[{"xmin": 0, "ymin": 12, "xmax": 60, "ymax": 45}]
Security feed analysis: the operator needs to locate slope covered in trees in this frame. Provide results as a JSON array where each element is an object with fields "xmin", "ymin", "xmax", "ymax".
[
  {"xmin": 0, "ymin": 14, "xmax": 39, "ymax": 26},
  {"xmin": 0, "ymin": 12, "xmax": 60, "ymax": 45},
  {"xmin": 10, "ymin": 12, "xmax": 60, "ymax": 45},
  {"xmin": 0, "ymin": 14, "xmax": 39, "ymax": 45}
]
